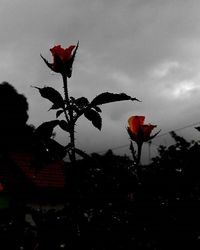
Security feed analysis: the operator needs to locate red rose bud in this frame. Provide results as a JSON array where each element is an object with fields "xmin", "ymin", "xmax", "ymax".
[
  {"xmin": 41, "ymin": 42, "xmax": 79, "ymax": 77},
  {"xmin": 127, "ymin": 115, "xmax": 158, "ymax": 145}
]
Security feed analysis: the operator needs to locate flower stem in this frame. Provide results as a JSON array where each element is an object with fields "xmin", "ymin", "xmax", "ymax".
[
  {"xmin": 136, "ymin": 143, "xmax": 142, "ymax": 166},
  {"xmin": 62, "ymin": 74, "xmax": 76, "ymax": 163},
  {"xmin": 134, "ymin": 142, "xmax": 142, "ymax": 177}
]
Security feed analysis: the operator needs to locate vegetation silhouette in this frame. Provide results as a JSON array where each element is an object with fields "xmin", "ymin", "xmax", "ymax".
[
  {"xmin": 29, "ymin": 134, "xmax": 200, "ymax": 249},
  {"xmin": 0, "ymin": 82, "xmax": 33, "ymax": 249},
  {"xmin": 1, "ymin": 82, "xmax": 200, "ymax": 249},
  {"xmin": 0, "ymin": 82, "xmax": 32, "ymax": 153},
  {"xmin": 0, "ymin": 82, "xmax": 65, "ymax": 249}
]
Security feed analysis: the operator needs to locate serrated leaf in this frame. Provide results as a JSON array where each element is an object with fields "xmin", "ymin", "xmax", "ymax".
[
  {"xmin": 56, "ymin": 109, "xmax": 64, "ymax": 118},
  {"xmin": 35, "ymin": 120, "xmax": 59, "ymax": 139},
  {"xmin": 33, "ymin": 86, "xmax": 64, "ymax": 109},
  {"xmin": 91, "ymin": 92, "xmax": 140, "ymax": 106},
  {"xmin": 92, "ymin": 106, "xmax": 102, "ymax": 113},
  {"xmin": 59, "ymin": 120, "xmax": 70, "ymax": 132},
  {"xmin": 84, "ymin": 109, "xmax": 102, "ymax": 130},
  {"xmin": 75, "ymin": 97, "xmax": 89, "ymax": 108}
]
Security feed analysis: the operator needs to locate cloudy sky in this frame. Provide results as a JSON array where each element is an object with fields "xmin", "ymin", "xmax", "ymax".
[{"xmin": 1, "ymin": 0, "xmax": 200, "ymax": 163}]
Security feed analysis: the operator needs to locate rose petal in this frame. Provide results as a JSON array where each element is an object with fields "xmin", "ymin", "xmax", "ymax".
[
  {"xmin": 128, "ymin": 116, "xmax": 145, "ymax": 135},
  {"xmin": 141, "ymin": 124, "xmax": 157, "ymax": 140}
]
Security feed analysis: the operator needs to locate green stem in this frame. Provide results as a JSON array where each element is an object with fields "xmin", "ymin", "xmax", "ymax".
[{"xmin": 62, "ymin": 74, "xmax": 76, "ymax": 163}]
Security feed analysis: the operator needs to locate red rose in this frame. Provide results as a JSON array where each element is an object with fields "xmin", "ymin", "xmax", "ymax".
[
  {"xmin": 41, "ymin": 42, "xmax": 79, "ymax": 77},
  {"xmin": 127, "ymin": 116, "xmax": 157, "ymax": 144}
]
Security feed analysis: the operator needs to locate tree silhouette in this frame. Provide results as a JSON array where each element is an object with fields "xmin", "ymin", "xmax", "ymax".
[{"xmin": 0, "ymin": 82, "xmax": 33, "ymax": 153}]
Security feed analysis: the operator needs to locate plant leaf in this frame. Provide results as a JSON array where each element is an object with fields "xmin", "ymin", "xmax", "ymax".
[
  {"xmin": 84, "ymin": 109, "xmax": 102, "ymax": 130},
  {"xmin": 59, "ymin": 120, "xmax": 70, "ymax": 132},
  {"xmin": 93, "ymin": 106, "xmax": 102, "ymax": 113},
  {"xmin": 35, "ymin": 120, "xmax": 59, "ymax": 139},
  {"xmin": 56, "ymin": 109, "xmax": 64, "ymax": 118},
  {"xmin": 32, "ymin": 86, "xmax": 64, "ymax": 109},
  {"xmin": 75, "ymin": 97, "xmax": 89, "ymax": 109},
  {"xmin": 91, "ymin": 92, "xmax": 140, "ymax": 106}
]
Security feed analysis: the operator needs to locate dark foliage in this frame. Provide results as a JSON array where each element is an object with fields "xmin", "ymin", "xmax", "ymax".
[
  {"xmin": 0, "ymin": 82, "xmax": 33, "ymax": 152},
  {"xmin": 139, "ymin": 132, "xmax": 200, "ymax": 249},
  {"xmin": 91, "ymin": 92, "xmax": 140, "ymax": 106},
  {"xmin": 33, "ymin": 86, "xmax": 65, "ymax": 110},
  {"xmin": 84, "ymin": 108, "xmax": 102, "ymax": 130},
  {"xmin": 0, "ymin": 82, "xmax": 66, "ymax": 163},
  {"xmin": 22, "ymin": 135, "xmax": 200, "ymax": 249},
  {"xmin": 1, "ymin": 85, "xmax": 200, "ymax": 249}
]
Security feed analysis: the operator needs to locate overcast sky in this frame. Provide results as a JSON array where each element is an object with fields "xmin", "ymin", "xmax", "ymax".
[{"xmin": 1, "ymin": 0, "xmax": 200, "ymax": 163}]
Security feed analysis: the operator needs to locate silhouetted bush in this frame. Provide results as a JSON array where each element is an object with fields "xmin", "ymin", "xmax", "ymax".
[
  {"xmin": 1, "ymin": 82, "xmax": 200, "ymax": 249},
  {"xmin": 0, "ymin": 82, "xmax": 33, "ymax": 153}
]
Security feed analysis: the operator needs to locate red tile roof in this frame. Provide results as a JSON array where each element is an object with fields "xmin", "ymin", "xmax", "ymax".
[
  {"xmin": 10, "ymin": 153, "xmax": 66, "ymax": 189},
  {"xmin": 0, "ymin": 183, "xmax": 4, "ymax": 192}
]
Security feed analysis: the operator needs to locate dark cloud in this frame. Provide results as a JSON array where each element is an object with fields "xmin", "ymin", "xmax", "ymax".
[{"xmin": 0, "ymin": 0, "xmax": 200, "ymax": 162}]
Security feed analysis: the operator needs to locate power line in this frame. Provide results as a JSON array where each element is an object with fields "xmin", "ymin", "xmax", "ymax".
[
  {"xmin": 154, "ymin": 121, "xmax": 200, "ymax": 139},
  {"xmin": 96, "ymin": 120, "xmax": 200, "ymax": 154}
]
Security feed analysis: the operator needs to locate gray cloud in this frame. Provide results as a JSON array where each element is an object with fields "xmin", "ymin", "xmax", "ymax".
[{"xmin": 0, "ymin": 0, "xmax": 200, "ymax": 163}]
